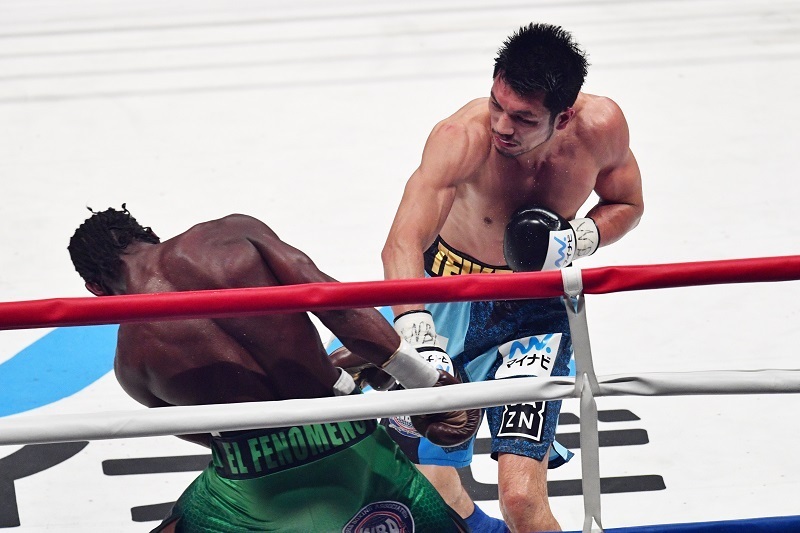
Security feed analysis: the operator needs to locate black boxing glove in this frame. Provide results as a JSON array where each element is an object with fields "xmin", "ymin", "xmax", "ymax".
[
  {"xmin": 329, "ymin": 346, "xmax": 397, "ymax": 391},
  {"xmin": 503, "ymin": 205, "xmax": 600, "ymax": 272},
  {"xmin": 410, "ymin": 370, "xmax": 481, "ymax": 447}
]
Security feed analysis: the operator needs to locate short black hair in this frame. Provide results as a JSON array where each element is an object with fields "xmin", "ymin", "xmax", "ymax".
[
  {"xmin": 493, "ymin": 23, "xmax": 589, "ymax": 115},
  {"xmin": 68, "ymin": 204, "xmax": 159, "ymax": 293}
]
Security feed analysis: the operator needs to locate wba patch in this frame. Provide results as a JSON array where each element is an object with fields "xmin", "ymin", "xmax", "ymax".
[
  {"xmin": 342, "ymin": 501, "xmax": 414, "ymax": 533},
  {"xmin": 497, "ymin": 403, "xmax": 546, "ymax": 441},
  {"xmin": 387, "ymin": 415, "xmax": 421, "ymax": 439}
]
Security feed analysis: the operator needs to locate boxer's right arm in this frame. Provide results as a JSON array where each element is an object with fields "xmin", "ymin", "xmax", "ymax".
[
  {"xmin": 235, "ymin": 214, "xmax": 439, "ymax": 373},
  {"xmin": 381, "ymin": 120, "xmax": 483, "ymax": 315},
  {"xmin": 217, "ymin": 215, "xmax": 395, "ymax": 365}
]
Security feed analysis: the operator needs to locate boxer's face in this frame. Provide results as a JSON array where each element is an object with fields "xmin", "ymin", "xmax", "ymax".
[{"xmin": 489, "ymin": 76, "xmax": 567, "ymax": 158}]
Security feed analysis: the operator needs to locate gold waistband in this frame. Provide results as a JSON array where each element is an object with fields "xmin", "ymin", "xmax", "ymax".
[{"xmin": 425, "ymin": 236, "xmax": 513, "ymax": 276}]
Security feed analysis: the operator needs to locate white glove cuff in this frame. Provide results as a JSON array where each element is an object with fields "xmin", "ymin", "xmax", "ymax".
[
  {"xmin": 332, "ymin": 368, "xmax": 357, "ymax": 396},
  {"xmin": 569, "ymin": 217, "xmax": 600, "ymax": 258},
  {"xmin": 382, "ymin": 339, "xmax": 439, "ymax": 389},
  {"xmin": 393, "ymin": 310, "xmax": 437, "ymax": 348}
]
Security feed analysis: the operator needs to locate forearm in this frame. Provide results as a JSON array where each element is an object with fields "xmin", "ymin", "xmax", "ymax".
[
  {"xmin": 321, "ymin": 308, "xmax": 439, "ymax": 389},
  {"xmin": 381, "ymin": 239, "xmax": 429, "ymax": 316},
  {"xmin": 315, "ymin": 308, "xmax": 401, "ymax": 366},
  {"xmin": 588, "ymin": 147, "xmax": 643, "ymax": 248},
  {"xmin": 584, "ymin": 200, "xmax": 643, "ymax": 248}
]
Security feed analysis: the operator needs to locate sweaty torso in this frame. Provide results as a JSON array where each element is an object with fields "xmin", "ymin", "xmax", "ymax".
[
  {"xmin": 439, "ymin": 93, "xmax": 608, "ymax": 266},
  {"xmin": 113, "ymin": 222, "xmax": 336, "ymax": 411}
]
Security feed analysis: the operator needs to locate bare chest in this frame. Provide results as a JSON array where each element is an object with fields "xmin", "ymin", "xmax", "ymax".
[{"xmin": 439, "ymin": 157, "xmax": 598, "ymax": 265}]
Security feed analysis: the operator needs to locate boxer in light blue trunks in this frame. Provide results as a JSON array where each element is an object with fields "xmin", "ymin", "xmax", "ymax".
[
  {"xmin": 382, "ymin": 235, "xmax": 574, "ymax": 469},
  {"xmin": 380, "ymin": 23, "xmax": 643, "ymax": 531}
]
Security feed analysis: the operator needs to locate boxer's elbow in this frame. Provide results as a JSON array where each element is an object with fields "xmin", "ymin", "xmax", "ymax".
[{"xmin": 381, "ymin": 238, "xmax": 423, "ymax": 280}]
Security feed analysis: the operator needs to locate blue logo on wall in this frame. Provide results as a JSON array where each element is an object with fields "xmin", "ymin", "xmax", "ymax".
[{"xmin": 0, "ymin": 325, "xmax": 118, "ymax": 417}]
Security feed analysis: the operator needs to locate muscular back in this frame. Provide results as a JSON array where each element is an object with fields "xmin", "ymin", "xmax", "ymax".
[{"xmin": 114, "ymin": 215, "xmax": 340, "ymax": 412}]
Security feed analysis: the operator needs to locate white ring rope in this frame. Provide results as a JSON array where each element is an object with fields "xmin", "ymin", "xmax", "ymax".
[{"xmin": 1, "ymin": 369, "xmax": 798, "ymax": 447}]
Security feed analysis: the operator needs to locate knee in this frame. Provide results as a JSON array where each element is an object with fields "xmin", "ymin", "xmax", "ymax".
[
  {"xmin": 498, "ymin": 485, "xmax": 534, "ymax": 521},
  {"xmin": 498, "ymin": 484, "xmax": 557, "ymax": 532}
]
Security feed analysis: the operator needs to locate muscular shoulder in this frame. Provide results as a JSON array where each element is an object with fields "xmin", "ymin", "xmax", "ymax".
[
  {"xmin": 422, "ymin": 99, "xmax": 492, "ymax": 184},
  {"xmin": 189, "ymin": 213, "xmax": 264, "ymax": 234},
  {"xmin": 433, "ymin": 98, "xmax": 491, "ymax": 143},
  {"xmin": 161, "ymin": 214, "xmax": 276, "ymax": 289},
  {"xmin": 176, "ymin": 214, "xmax": 267, "ymax": 247},
  {"xmin": 572, "ymin": 94, "xmax": 631, "ymax": 166}
]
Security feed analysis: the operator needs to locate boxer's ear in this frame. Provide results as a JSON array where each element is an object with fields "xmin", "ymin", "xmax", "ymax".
[
  {"xmin": 554, "ymin": 107, "xmax": 575, "ymax": 130},
  {"xmin": 85, "ymin": 282, "xmax": 106, "ymax": 296}
]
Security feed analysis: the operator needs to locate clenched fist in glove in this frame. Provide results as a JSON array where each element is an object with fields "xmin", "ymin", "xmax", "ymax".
[
  {"xmin": 503, "ymin": 205, "xmax": 600, "ymax": 271},
  {"xmin": 389, "ymin": 310, "xmax": 481, "ymax": 447},
  {"xmin": 329, "ymin": 346, "xmax": 397, "ymax": 391},
  {"xmin": 329, "ymin": 332, "xmax": 481, "ymax": 447},
  {"xmin": 409, "ymin": 369, "xmax": 482, "ymax": 447},
  {"xmin": 392, "ymin": 310, "xmax": 453, "ymax": 374}
]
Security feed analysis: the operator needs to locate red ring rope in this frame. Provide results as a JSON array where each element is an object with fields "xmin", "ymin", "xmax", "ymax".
[{"xmin": 0, "ymin": 255, "xmax": 798, "ymax": 330}]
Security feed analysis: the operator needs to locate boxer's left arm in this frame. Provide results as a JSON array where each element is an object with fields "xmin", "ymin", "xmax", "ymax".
[
  {"xmin": 236, "ymin": 215, "xmax": 422, "ymax": 369},
  {"xmin": 582, "ymin": 99, "xmax": 644, "ymax": 249},
  {"xmin": 238, "ymin": 217, "xmax": 479, "ymax": 446},
  {"xmin": 329, "ymin": 346, "xmax": 397, "ymax": 391}
]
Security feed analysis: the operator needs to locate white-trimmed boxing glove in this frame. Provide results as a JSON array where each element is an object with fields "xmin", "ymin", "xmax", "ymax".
[
  {"xmin": 569, "ymin": 216, "xmax": 601, "ymax": 259},
  {"xmin": 387, "ymin": 311, "xmax": 480, "ymax": 447},
  {"xmin": 380, "ymin": 339, "xmax": 439, "ymax": 389},
  {"xmin": 503, "ymin": 205, "xmax": 600, "ymax": 271},
  {"xmin": 327, "ymin": 312, "xmax": 453, "ymax": 392},
  {"xmin": 392, "ymin": 310, "xmax": 454, "ymax": 374}
]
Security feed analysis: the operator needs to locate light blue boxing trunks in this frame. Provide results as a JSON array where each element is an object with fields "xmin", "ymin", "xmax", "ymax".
[{"xmin": 382, "ymin": 236, "xmax": 575, "ymax": 468}]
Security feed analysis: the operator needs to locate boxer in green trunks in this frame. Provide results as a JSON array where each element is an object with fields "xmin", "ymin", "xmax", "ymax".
[
  {"xmin": 68, "ymin": 207, "xmax": 478, "ymax": 532},
  {"xmin": 156, "ymin": 420, "xmax": 463, "ymax": 532}
]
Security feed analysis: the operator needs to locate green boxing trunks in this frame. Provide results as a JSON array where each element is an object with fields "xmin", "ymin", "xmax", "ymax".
[{"xmin": 153, "ymin": 419, "xmax": 466, "ymax": 532}]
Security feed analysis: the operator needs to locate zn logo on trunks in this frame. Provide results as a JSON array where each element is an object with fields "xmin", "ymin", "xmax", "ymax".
[{"xmin": 497, "ymin": 403, "xmax": 546, "ymax": 441}]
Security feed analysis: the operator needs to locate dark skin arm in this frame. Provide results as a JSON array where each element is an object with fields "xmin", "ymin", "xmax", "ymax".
[
  {"xmin": 112, "ymin": 215, "xmax": 475, "ymax": 454},
  {"xmin": 214, "ymin": 215, "xmax": 402, "ymax": 367}
]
